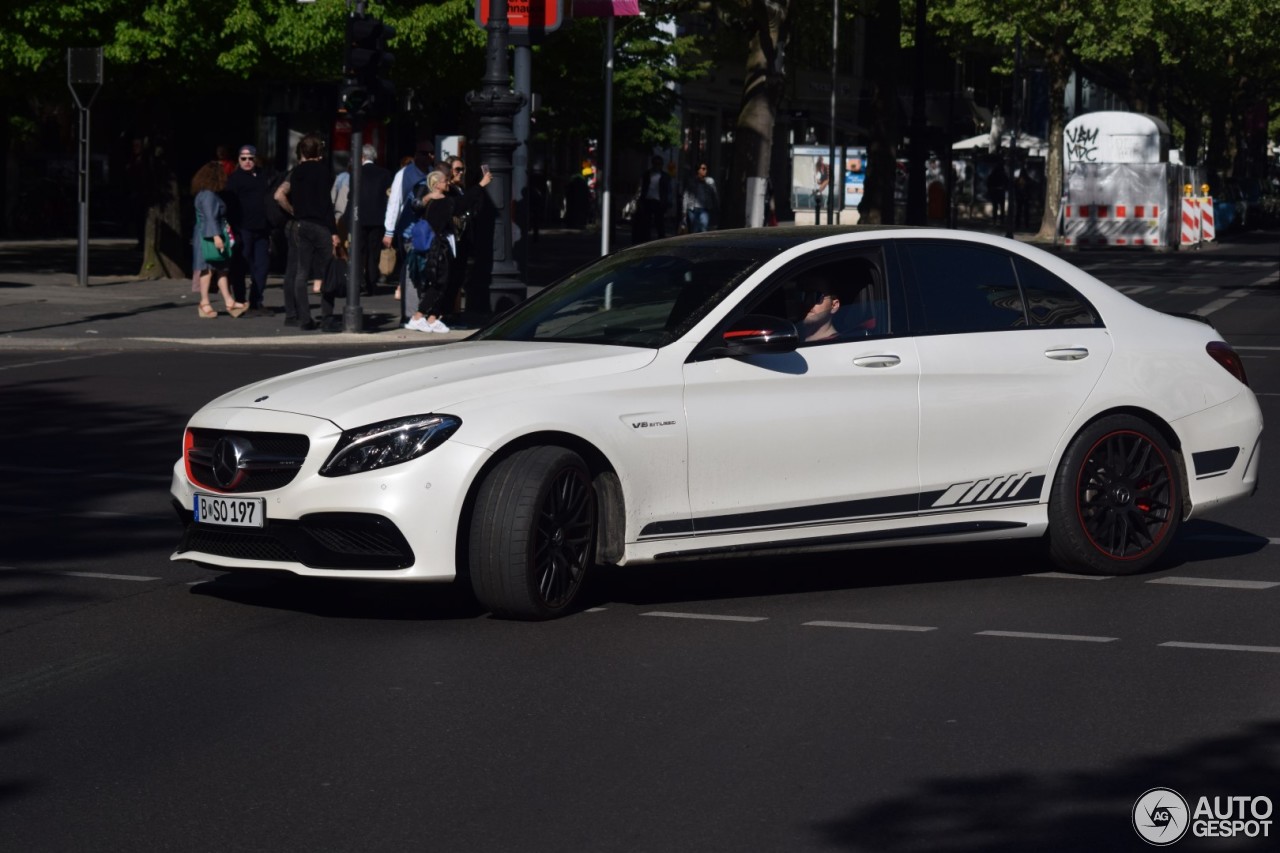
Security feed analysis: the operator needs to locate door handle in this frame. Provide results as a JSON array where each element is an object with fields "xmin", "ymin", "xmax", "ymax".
[
  {"xmin": 1044, "ymin": 348, "xmax": 1089, "ymax": 361},
  {"xmin": 852, "ymin": 355, "xmax": 901, "ymax": 368}
]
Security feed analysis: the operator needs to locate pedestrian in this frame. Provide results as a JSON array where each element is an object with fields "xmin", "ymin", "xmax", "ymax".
[
  {"xmin": 383, "ymin": 142, "xmax": 436, "ymax": 310},
  {"xmin": 124, "ymin": 137, "xmax": 148, "ymax": 250},
  {"xmin": 190, "ymin": 161, "xmax": 247, "ymax": 319},
  {"xmin": 634, "ymin": 155, "xmax": 672, "ymax": 242},
  {"xmin": 987, "ymin": 162, "xmax": 1008, "ymax": 224},
  {"xmin": 273, "ymin": 133, "xmax": 339, "ymax": 331},
  {"xmin": 215, "ymin": 144, "xmax": 236, "ymax": 179},
  {"xmin": 1013, "ymin": 168, "xmax": 1032, "ymax": 230},
  {"xmin": 404, "ymin": 170, "xmax": 455, "ymax": 334},
  {"xmin": 223, "ymin": 144, "xmax": 272, "ymax": 315},
  {"xmin": 442, "ymin": 155, "xmax": 493, "ymax": 322},
  {"xmin": 331, "ymin": 150, "xmax": 351, "ymax": 226},
  {"xmin": 682, "ymin": 162, "xmax": 718, "ymax": 233},
  {"xmin": 356, "ymin": 143, "xmax": 392, "ymax": 295}
]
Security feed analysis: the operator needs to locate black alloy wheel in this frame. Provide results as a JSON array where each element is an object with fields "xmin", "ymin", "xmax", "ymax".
[
  {"xmin": 469, "ymin": 446, "xmax": 597, "ymax": 619},
  {"xmin": 1048, "ymin": 415, "xmax": 1181, "ymax": 575}
]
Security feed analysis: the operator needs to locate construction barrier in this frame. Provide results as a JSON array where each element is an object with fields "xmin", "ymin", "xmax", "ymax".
[
  {"xmin": 1063, "ymin": 202, "xmax": 1165, "ymax": 247},
  {"xmin": 1199, "ymin": 197, "xmax": 1215, "ymax": 242},
  {"xmin": 1180, "ymin": 198, "xmax": 1201, "ymax": 247}
]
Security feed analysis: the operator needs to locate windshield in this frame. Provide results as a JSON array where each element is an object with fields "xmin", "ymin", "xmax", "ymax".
[{"xmin": 473, "ymin": 243, "xmax": 771, "ymax": 347}]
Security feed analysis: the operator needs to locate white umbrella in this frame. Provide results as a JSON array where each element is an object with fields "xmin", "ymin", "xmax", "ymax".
[{"xmin": 953, "ymin": 131, "xmax": 1048, "ymax": 157}]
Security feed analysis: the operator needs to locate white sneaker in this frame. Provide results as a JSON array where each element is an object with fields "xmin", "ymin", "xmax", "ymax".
[
  {"xmin": 404, "ymin": 317, "xmax": 431, "ymax": 332},
  {"xmin": 427, "ymin": 318, "xmax": 451, "ymax": 333}
]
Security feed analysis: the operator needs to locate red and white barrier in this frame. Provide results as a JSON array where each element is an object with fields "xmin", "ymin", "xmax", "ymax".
[
  {"xmin": 1199, "ymin": 197, "xmax": 1215, "ymax": 242},
  {"xmin": 1064, "ymin": 203, "xmax": 1164, "ymax": 247},
  {"xmin": 1180, "ymin": 199, "xmax": 1201, "ymax": 247}
]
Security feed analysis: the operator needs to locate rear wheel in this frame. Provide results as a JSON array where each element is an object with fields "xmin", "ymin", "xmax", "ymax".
[
  {"xmin": 1047, "ymin": 415, "xmax": 1181, "ymax": 575},
  {"xmin": 468, "ymin": 446, "xmax": 597, "ymax": 619}
]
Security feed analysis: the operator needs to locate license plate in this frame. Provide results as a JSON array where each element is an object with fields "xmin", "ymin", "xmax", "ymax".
[{"xmin": 194, "ymin": 493, "xmax": 266, "ymax": 528}]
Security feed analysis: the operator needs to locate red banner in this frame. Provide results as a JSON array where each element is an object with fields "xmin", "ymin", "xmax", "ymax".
[{"xmin": 573, "ymin": 0, "xmax": 640, "ymax": 15}]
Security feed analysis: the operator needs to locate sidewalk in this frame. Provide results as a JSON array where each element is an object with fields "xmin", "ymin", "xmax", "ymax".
[{"xmin": 0, "ymin": 227, "xmax": 614, "ymax": 350}]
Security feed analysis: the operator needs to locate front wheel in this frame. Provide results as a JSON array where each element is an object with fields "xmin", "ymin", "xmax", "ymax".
[
  {"xmin": 468, "ymin": 446, "xmax": 597, "ymax": 619},
  {"xmin": 1047, "ymin": 415, "xmax": 1182, "ymax": 575}
]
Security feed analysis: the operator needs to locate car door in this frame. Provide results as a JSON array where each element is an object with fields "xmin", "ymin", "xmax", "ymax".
[
  {"xmin": 900, "ymin": 239, "xmax": 1113, "ymax": 511},
  {"xmin": 680, "ymin": 246, "xmax": 922, "ymax": 541}
]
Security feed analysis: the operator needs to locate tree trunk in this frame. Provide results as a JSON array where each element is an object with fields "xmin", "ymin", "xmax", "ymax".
[
  {"xmin": 723, "ymin": 0, "xmax": 791, "ymax": 229},
  {"xmin": 1037, "ymin": 42, "xmax": 1070, "ymax": 241},
  {"xmin": 858, "ymin": 0, "xmax": 901, "ymax": 225},
  {"xmin": 138, "ymin": 150, "xmax": 186, "ymax": 280}
]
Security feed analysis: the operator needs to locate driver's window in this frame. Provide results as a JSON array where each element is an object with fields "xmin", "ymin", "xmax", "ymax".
[{"xmin": 751, "ymin": 252, "xmax": 889, "ymax": 345}]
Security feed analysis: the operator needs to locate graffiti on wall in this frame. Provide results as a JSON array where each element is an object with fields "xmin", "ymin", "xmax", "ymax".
[{"xmin": 1065, "ymin": 125, "xmax": 1100, "ymax": 162}]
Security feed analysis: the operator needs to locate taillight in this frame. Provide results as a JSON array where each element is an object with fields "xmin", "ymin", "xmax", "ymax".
[{"xmin": 1206, "ymin": 340, "xmax": 1248, "ymax": 386}]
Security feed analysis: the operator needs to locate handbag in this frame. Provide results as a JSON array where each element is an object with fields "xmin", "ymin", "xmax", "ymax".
[
  {"xmin": 197, "ymin": 212, "xmax": 235, "ymax": 264},
  {"xmin": 378, "ymin": 246, "xmax": 397, "ymax": 276}
]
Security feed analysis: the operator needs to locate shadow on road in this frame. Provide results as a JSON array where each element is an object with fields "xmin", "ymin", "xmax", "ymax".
[{"xmin": 813, "ymin": 719, "xmax": 1280, "ymax": 852}]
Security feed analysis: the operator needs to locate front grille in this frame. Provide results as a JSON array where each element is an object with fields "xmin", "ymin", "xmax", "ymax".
[
  {"xmin": 174, "ymin": 502, "xmax": 414, "ymax": 570},
  {"xmin": 187, "ymin": 428, "xmax": 310, "ymax": 493}
]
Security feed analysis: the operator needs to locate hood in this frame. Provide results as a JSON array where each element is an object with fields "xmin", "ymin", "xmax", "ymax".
[{"xmin": 202, "ymin": 340, "xmax": 658, "ymax": 428}]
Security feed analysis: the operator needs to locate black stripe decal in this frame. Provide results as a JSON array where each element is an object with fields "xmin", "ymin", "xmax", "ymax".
[
  {"xmin": 1192, "ymin": 447, "xmax": 1240, "ymax": 478},
  {"xmin": 637, "ymin": 477, "xmax": 1045, "ymax": 540},
  {"xmin": 653, "ymin": 521, "xmax": 1028, "ymax": 560}
]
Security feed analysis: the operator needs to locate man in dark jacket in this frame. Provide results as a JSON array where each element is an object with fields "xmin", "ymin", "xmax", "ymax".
[
  {"xmin": 356, "ymin": 143, "xmax": 392, "ymax": 295},
  {"xmin": 635, "ymin": 155, "xmax": 672, "ymax": 242},
  {"xmin": 224, "ymin": 144, "xmax": 272, "ymax": 314}
]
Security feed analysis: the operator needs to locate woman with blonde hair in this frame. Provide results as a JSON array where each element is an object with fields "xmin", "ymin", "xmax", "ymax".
[
  {"xmin": 404, "ymin": 169, "xmax": 455, "ymax": 333},
  {"xmin": 191, "ymin": 161, "xmax": 247, "ymax": 318}
]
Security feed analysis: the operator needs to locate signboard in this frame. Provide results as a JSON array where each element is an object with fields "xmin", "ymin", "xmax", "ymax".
[
  {"xmin": 843, "ymin": 147, "xmax": 866, "ymax": 207},
  {"xmin": 475, "ymin": 0, "xmax": 564, "ymax": 42},
  {"xmin": 791, "ymin": 145, "xmax": 840, "ymax": 211}
]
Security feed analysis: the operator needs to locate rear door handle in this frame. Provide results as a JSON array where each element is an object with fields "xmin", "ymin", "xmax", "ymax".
[
  {"xmin": 1044, "ymin": 348, "xmax": 1089, "ymax": 361},
  {"xmin": 852, "ymin": 355, "xmax": 901, "ymax": 368}
]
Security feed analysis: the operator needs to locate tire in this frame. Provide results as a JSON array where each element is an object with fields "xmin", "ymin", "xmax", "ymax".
[
  {"xmin": 1048, "ymin": 415, "xmax": 1182, "ymax": 575},
  {"xmin": 468, "ymin": 446, "xmax": 597, "ymax": 619}
]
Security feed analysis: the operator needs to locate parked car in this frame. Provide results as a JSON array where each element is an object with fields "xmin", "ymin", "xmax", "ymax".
[{"xmin": 171, "ymin": 227, "xmax": 1262, "ymax": 619}]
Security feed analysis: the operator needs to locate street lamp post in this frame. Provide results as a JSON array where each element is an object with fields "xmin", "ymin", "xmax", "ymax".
[{"xmin": 466, "ymin": 1, "xmax": 526, "ymax": 311}]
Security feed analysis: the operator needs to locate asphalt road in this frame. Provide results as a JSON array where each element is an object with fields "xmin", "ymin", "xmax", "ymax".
[{"xmin": 1, "ymin": 236, "xmax": 1277, "ymax": 852}]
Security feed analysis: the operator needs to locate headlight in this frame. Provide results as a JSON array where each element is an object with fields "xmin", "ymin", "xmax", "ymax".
[{"xmin": 319, "ymin": 415, "xmax": 461, "ymax": 477}]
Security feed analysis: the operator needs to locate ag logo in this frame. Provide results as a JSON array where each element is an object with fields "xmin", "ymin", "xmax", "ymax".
[{"xmin": 1133, "ymin": 787, "xmax": 1190, "ymax": 845}]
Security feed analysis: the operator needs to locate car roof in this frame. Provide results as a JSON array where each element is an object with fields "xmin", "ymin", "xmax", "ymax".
[{"xmin": 649, "ymin": 225, "xmax": 915, "ymax": 253}]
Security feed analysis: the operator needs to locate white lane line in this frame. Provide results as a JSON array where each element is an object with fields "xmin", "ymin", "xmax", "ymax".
[
  {"xmin": 0, "ymin": 353, "xmax": 109, "ymax": 372},
  {"xmin": 977, "ymin": 630, "xmax": 1118, "ymax": 643},
  {"xmin": 1185, "ymin": 534, "xmax": 1280, "ymax": 545},
  {"xmin": 1147, "ymin": 576, "xmax": 1279, "ymax": 590},
  {"xmin": 0, "ymin": 568, "xmax": 160, "ymax": 582},
  {"xmin": 641, "ymin": 611, "xmax": 767, "ymax": 623},
  {"xmin": 1249, "ymin": 272, "xmax": 1279, "ymax": 287},
  {"xmin": 1024, "ymin": 571, "xmax": 1110, "ymax": 580},
  {"xmin": 804, "ymin": 620, "xmax": 936, "ymax": 632},
  {"xmin": 585, "ymin": 607, "xmax": 608, "ymax": 612},
  {"xmin": 1160, "ymin": 641, "xmax": 1280, "ymax": 655}
]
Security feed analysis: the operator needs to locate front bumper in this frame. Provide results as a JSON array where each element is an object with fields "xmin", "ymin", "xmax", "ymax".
[{"xmin": 169, "ymin": 407, "xmax": 491, "ymax": 581}]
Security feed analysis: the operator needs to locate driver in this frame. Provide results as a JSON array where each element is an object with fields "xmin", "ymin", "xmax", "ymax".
[{"xmin": 792, "ymin": 272, "xmax": 843, "ymax": 342}]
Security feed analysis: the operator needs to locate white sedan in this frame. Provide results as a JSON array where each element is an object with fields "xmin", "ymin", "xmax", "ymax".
[{"xmin": 171, "ymin": 227, "xmax": 1263, "ymax": 619}]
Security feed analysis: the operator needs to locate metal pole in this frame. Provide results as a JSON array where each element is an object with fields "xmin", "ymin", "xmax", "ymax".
[
  {"xmin": 601, "ymin": 15, "xmax": 615, "ymax": 255},
  {"xmin": 345, "ymin": 126, "xmax": 364, "ymax": 332},
  {"xmin": 513, "ymin": 45, "xmax": 531, "ymax": 276},
  {"xmin": 77, "ymin": 105, "xmax": 90, "ymax": 287},
  {"xmin": 1006, "ymin": 29, "xmax": 1021, "ymax": 239},
  {"xmin": 827, "ymin": 0, "xmax": 838, "ymax": 224}
]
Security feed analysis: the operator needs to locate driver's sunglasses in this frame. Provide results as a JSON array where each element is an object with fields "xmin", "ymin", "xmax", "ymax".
[
  {"xmin": 797, "ymin": 290, "xmax": 830, "ymax": 304},
  {"xmin": 452, "ymin": 166, "xmax": 465, "ymax": 174}
]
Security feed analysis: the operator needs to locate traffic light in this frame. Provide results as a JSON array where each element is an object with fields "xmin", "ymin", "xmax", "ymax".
[{"xmin": 341, "ymin": 12, "xmax": 396, "ymax": 117}]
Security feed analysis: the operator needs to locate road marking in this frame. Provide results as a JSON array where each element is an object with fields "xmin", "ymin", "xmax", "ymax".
[
  {"xmin": 0, "ymin": 353, "xmax": 110, "ymax": 372},
  {"xmin": 1160, "ymin": 641, "xmax": 1280, "ymax": 655},
  {"xmin": 1194, "ymin": 292, "xmax": 1251, "ymax": 317},
  {"xmin": 0, "ymin": 567, "xmax": 160, "ymax": 582},
  {"xmin": 1185, "ymin": 534, "xmax": 1280, "ymax": 545},
  {"xmin": 977, "ymin": 630, "xmax": 1118, "ymax": 643},
  {"xmin": 641, "ymin": 611, "xmax": 767, "ymax": 623},
  {"xmin": 585, "ymin": 607, "xmax": 608, "ymax": 612},
  {"xmin": 804, "ymin": 620, "xmax": 936, "ymax": 632},
  {"xmin": 1024, "ymin": 571, "xmax": 1110, "ymax": 580},
  {"xmin": 1148, "ymin": 576, "xmax": 1279, "ymax": 590}
]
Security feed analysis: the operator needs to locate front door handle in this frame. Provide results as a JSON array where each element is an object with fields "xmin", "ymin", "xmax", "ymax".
[
  {"xmin": 1045, "ymin": 348, "xmax": 1089, "ymax": 361},
  {"xmin": 852, "ymin": 355, "xmax": 901, "ymax": 368}
]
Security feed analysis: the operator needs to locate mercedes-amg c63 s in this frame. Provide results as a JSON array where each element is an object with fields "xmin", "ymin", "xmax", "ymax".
[{"xmin": 171, "ymin": 227, "xmax": 1262, "ymax": 619}]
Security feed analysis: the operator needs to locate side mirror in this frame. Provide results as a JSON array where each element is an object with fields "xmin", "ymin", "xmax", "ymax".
[{"xmin": 718, "ymin": 314, "xmax": 800, "ymax": 355}]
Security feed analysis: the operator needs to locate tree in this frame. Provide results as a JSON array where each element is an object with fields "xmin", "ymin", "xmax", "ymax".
[{"xmin": 928, "ymin": 0, "xmax": 1156, "ymax": 240}]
